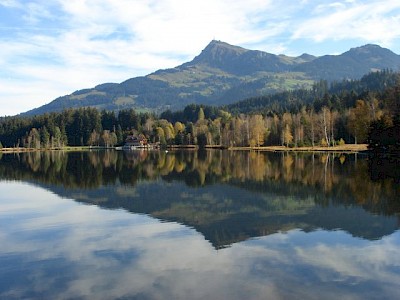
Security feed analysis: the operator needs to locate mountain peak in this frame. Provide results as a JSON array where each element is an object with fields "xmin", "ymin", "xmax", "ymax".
[
  {"xmin": 353, "ymin": 44, "xmax": 382, "ymax": 49},
  {"xmin": 206, "ymin": 39, "xmax": 226, "ymax": 47},
  {"xmin": 192, "ymin": 40, "xmax": 248, "ymax": 64},
  {"xmin": 343, "ymin": 44, "xmax": 400, "ymax": 67},
  {"xmin": 22, "ymin": 41, "xmax": 400, "ymax": 116},
  {"xmin": 347, "ymin": 44, "xmax": 398, "ymax": 56},
  {"xmin": 205, "ymin": 40, "xmax": 247, "ymax": 50}
]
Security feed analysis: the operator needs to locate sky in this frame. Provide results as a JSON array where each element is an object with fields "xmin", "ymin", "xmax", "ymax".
[{"xmin": 1, "ymin": 0, "xmax": 400, "ymax": 116}]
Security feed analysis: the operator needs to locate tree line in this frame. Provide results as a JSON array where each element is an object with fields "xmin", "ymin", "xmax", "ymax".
[
  {"xmin": 1, "ymin": 150, "xmax": 398, "ymax": 213},
  {"xmin": 0, "ymin": 70, "xmax": 399, "ymax": 150}
]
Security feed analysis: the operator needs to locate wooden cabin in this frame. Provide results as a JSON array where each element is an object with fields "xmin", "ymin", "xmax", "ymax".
[{"xmin": 124, "ymin": 134, "xmax": 148, "ymax": 149}]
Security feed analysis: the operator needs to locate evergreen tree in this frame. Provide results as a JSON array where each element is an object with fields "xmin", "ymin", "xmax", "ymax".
[
  {"xmin": 53, "ymin": 126, "xmax": 62, "ymax": 148},
  {"xmin": 116, "ymin": 125, "xmax": 124, "ymax": 145},
  {"xmin": 40, "ymin": 126, "xmax": 50, "ymax": 148}
]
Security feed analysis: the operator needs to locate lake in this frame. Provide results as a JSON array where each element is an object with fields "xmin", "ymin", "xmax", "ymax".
[{"xmin": 0, "ymin": 150, "xmax": 399, "ymax": 299}]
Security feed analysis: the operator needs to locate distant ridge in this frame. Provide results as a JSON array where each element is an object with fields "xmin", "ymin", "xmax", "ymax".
[
  {"xmin": 185, "ymin": 40, "xmax": 317, "ymax": 74},
  {"xmin": 23, "ymin": 40, "xmax": 400, "ymax": 116},
  {"xmin": 294, "ymin": 44, "xmax": 400, "ymax": 79}
]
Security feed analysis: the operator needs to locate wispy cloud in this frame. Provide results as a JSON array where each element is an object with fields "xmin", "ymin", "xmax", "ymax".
[
  {"xmin": 1, "ymin": 182, "xmax": 400, "ymax": 299},
  {"xmin": 0, "ymin": 0, "xmax": 399, "ymax": 115},
  {"xmin": 292, "ymin": 0, "xmax": 400, "ymax": 46},
  {"xmin": 0, "ymin": 0, "xmax": 20, "ymax": 7}
]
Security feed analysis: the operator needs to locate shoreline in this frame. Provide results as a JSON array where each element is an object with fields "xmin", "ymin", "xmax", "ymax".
[
  {"xmin": 227, "ymin": 144, "xmax": 369, "ymax": 153},
  {"xmin": 0, "ymin": 144, "xmax": 369, "ymax": 153},
  {"xmin": 0, "ymin": 146, "xmax": 94, "ymax": 153}
]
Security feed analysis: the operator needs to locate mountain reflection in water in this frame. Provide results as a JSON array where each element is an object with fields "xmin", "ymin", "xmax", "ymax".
[{"xmin": 0, "ymin": 150, "xmax": 398, "ymax": 248}]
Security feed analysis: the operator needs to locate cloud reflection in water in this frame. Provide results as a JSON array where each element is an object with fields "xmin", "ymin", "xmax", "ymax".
[{"xmin": 1, "ymin": 181, "xmax": 399, "ymax": 300}]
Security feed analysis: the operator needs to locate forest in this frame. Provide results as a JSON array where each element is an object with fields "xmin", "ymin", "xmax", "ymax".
[
  {"xmin": 0, "ymin": 150, "xmax": 398, "ymax": 215},
  {"xmin": 0, "ymin": 70, "xmax": 399, "ymax": 151}
]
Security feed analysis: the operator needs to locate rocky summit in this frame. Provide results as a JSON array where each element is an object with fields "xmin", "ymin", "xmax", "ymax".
[{"xmin": 24, "ymin": 40, "xmax": 400, "ymax": 116}]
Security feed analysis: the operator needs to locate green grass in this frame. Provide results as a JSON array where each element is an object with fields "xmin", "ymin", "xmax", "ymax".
[
  {"xmin": 70, "ymin": 91, "xmax": 106, "ymax": 100},
  {"xmin": 114, "ymin": 96, "xmax": 136, "ymax": 106}
]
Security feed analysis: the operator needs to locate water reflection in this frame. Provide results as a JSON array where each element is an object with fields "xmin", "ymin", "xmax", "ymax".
[
  {"xmin": 0, "ymin": 150, "xmax": 398, "ymax": 197},
  {"xmin": 0, "ymin": 150, "xmax": 399, "ymax": 249},
  {"xmin": 0, "ymin": 182, "xmax": 399, "ymax": 299}
]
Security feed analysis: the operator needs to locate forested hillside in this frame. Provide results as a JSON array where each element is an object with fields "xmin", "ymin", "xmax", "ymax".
[
  {"xmin": 224, "ymin": 70, "xmax": 399, "ymax": 115},
  {"xmin": 1, "ymin": 71, "xmax": 399, "ymax": 152},
  {"xmin": 22, "ymin": 41, "xmax": 400, "ymax": 116}
]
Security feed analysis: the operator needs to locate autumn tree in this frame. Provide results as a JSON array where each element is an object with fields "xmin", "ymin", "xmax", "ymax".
[
  {"xmin": 173, "ymin": 121, "xmax": 185, "ymax": 145},
  {"xmin": 281, "ymin": 113, "xmax": 293, "ymax": 146},
  {"xmin": 264, "ymin": 114, "xmax": 280, "ymax": 146},
  {"xmin": 143, "ymin": 117, "xmax": 154, "ymax": 137},
  {"xmin": 348, "ymin": 100, "xmax": 371, "ymax": 144},
  {"xmin": 155, "ymin": 127, "xmax": 166, "ymax": 145},
  {"xmin": 164, "ymin": 124, "xmax": 175, "ymax": 145},
  {"xmin": 88, "ymin": 130, "xmax": 100, "ymax": 146},
  {"xmin": 321, "ymin": 106, "xmax": 331, "ymax": 146},
  {"xmin": 293, "ymin": 112, "xmax": 304, "ymax": 147},
  {"xmin": 232, "ymin": 116, "xmax": 245, "ymax": 146},
  {"xmin": 209, "ymin": 118, "xmax": 222, "ymax": 145},
  {"xmin": 197, "ymin": 107, "xmax": 205, "ymax": 122},
  {"xmin": 174, "ymin": 121, "xmax": 185, "ymax": 134},
  {"xmin": 249, "ymin": 114, "xmax": 265, "ymax": 147},
  {"xmin": 100, "ymin": 130, "xmax": 111, "ymax": 147},
  {"xmin": 25, "ymin": 128, "xmax": 41, "ymax": 149},
  {"xmin": 283, "ymin": 124, "xmax": 293, "ymax": 147}
]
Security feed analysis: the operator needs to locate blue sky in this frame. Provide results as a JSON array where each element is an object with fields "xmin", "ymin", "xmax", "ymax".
[{"xmin": 1, "ymin": 0, "xmax": 400, "ymax": 116}]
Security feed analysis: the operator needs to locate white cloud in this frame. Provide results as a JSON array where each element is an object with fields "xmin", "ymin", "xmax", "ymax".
[
  {"xmin": 1, "ymin": 182, "xmax": 400, "ymax": 299},
  {"xmin": 0, "ymin": 0, "xmax": 19, "ymax": 7},
  {"xmin": 22, "ymin": 2, "xmax": 54, "ymax": 24},
  {"xmin": 0, "ymin": 0, "xmax": 399, "ymax": 115},
  {"xmin": 292, "ymin": 0, "xmax": 400, "ymax": 46}
]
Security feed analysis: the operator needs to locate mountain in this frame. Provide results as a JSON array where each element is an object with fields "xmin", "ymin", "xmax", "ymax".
[
  {"xmin": 0, "ymin": 151, "xmax": 398, "ymax": 248},
  {"xmin": 185, "ymin": 40, "xmax": 316, "ymax": 75},
  {"xmin": 294, "ymin": 44, "xmax": 400, "ymax": 79},
  {"xmin": 23, "ymin": 40, "xmax": 400, "ymax": 116}
]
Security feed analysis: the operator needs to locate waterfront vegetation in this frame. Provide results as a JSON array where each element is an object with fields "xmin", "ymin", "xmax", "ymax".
[
  {"xmin": 0, "ymin": 150, "xmax": 399, "ymax": 244},
  {"xmin": 0, "ymin": 150, "xmax": 398, "ymax": 212},
  {"xmin": 0, "ymin": 138, "xmax": 399, "ymax": 299},
  {"xmin": 0, "ymin": 71, "xmax": 399, "ymax": 153}
]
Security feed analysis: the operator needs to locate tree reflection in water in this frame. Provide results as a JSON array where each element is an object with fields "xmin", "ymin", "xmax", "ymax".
[{"xmin": 0, "ymin": 149, "xmax": 398, "ymax": 248}]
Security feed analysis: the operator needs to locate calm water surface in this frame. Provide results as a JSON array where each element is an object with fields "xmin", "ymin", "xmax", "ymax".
[{"xmin": 0, "ymin": 150, "xmax": 399, "ymax": 299}]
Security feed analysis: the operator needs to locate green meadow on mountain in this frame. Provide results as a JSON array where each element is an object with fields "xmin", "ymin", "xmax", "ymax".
[
  {"xmin": 1, "ymin": 41, "xmax": 399, "ymax": 153},
  {"xmin": 24, "ymin": 40, "xmax": 400, "ymax": 116}
]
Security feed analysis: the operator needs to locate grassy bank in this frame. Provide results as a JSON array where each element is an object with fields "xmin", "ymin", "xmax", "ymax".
[
  {"xmin": 228, "ymin": 144, "xmax": 369, "ymax": 153},
  {"xmin": 0, "ymin": 146, "xmax": 93, "ymax": 153},
  {"xmin": 0, "ymin": 144, "xmax": 369, "ymax": 153}
]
